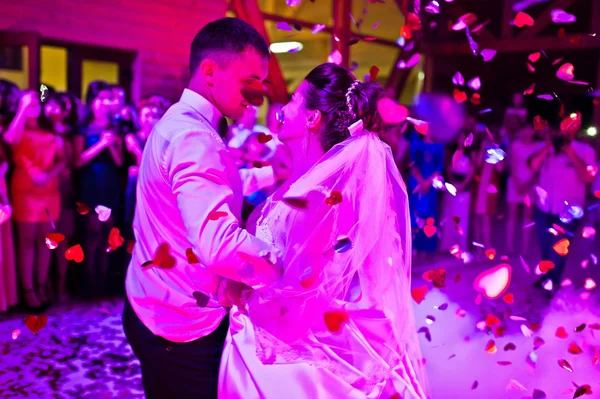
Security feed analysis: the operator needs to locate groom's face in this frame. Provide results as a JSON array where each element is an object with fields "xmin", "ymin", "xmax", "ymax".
[{"xmin": 211, "ymin": 48, "xmax": 269, "ymax": 120}]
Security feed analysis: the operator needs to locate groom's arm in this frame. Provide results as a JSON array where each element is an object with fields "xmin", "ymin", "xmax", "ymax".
[{"xmin": 164, "ymin": 131, "xmax": 282, "ymax": 288}]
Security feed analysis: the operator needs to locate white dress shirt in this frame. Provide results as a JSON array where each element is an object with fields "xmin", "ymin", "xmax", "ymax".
[
  {"xmin": 536, "ymin": 140, "xmax": 596, "ymax": 214},
  {"xmin": 125, "ymin": 89, "xmax": 280, "ymax": 343}
]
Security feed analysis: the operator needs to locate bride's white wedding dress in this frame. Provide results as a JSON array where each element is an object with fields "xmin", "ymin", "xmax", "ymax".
[{"xmin": 218, "ymin": 129, "xmax": 428, "ymax": 399}]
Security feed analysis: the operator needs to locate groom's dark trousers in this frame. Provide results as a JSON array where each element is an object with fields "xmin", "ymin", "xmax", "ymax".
[{"xmin": 122, "ymin": 297, "xmax": 229, "ymax": 399}]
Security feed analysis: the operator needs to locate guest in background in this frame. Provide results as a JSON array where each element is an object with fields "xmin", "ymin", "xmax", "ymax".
[
  {"xmin": 0, "ymin": 141, "xmax": 17, "ymax": 312},
  {"xmin": 124, "ymin": 102, "xmax": 160, "ymax": 242},
  {"xmin": 4, "ymin": 90, "xmax": 66, "ymax": 310},
  {"xmin": 45, "ymin": 92, "xmax": 79, "ymax": 300},
  {"xmin": 529, "ymin": 116, "xmax": 596, "ymax": 291},
  {"xmin": 440, "ymin": 131, "xmax": 475, "ymax": 251},
  {"xmin": 75, "ymin": 82, "xmax": 123, "ymax": 298},
  {"xmin": 227, "ymin": 105, "xmax": 274, "ymax": 152},
  {"xmin": 0, "ymin": 80, "xmax": 21, "ymax": 132},
  {"xmin": 506, "ymin": 125, "xmax": 541, "ymax": 255},
  {"xmin": 472, "ymin": 128, "xmax": 504, "ymax": 250},
  {"xmin": 407, "ymin": 127, "xmax": 444, "ymax": 256}
]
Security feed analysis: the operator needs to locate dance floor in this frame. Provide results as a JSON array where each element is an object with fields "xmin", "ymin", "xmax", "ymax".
[{"xmin": 1, "ymin": 236, "xmax": 599, "ymax": 398}]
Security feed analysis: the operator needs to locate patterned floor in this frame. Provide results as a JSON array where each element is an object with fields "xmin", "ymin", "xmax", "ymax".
[{"xmin": 0, "ymin": 299, "xmax": 143, "ymax": 399}]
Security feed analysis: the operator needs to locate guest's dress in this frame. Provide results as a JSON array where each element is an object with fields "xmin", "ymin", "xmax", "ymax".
[
  {"xmin": 407, "ymin": 131, "xmax": 444, "ymax": 252},
  {"xmin": 0, "ymin": 160, "xmax": 17, "ymax": 312}
]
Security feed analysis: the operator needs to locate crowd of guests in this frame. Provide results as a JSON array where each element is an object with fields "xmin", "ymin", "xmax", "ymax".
[
  {"xmin": 0, "ymin": 77, "xmax": 597, "ymax": 313},
  {"xmin": 386, "ymin": 92, "xmax": 599, "ymax": 293}
]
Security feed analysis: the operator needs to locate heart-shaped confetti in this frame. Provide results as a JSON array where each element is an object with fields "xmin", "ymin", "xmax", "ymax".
[
  {"xmin": 575, "ymin": 323, "xmax": 587, "ymax": 332},
  {"xmin": 45, "ymin": 232, "xmax": 65, "ymax": 250},
  {"xmin": 574, "ymin": 385, "xmax": 592, "ymax": 398},
  {"xmin": 283, "ymin": 197, "xmax": 310, "ymax": 209},
  {"xmin": 257, "ymin": 133, "xmax": 273, "ymax": 144},
  {"xmin": 568, "ymin": 342, "xmax": 583, "ymax": 354},
  {"xmin": 485, "ymin": 339, "xmax": 497, "ymax": 353},
  {"xmin": 299, "ymin": 266, "xmax": 318, "ymax": 289},
  {"xmin": 471, "ymin": 381, "xmax": 479, "ymax": 390},
  {"xmin": 95, "ymin": 205, "xmax": 112, "ymax": 222},
  {"xmin": 423, "ymin": 225, "xmax": 437, "ymax": 238},
  {"xmin": 452, "ymin": 72, "xmax": 465, "ymax": 86},
  {"xmin": 504, "ymin": 342, "xmax": 516, "ymax": 351},
  {"xmin": 328, "ymin": 50, "xmax": 342, "ymax": 65},
  {"xmin": 414, "ymin": 121, "xmax": 429, "ymax": 135},
  {"xmin": 324, "ymin": 310, "xmax": 349, "ymax": 333},
  {"xmin": 557, "ymin": 358, "xmax": 573, "ymax": 372},
  {"xmin": 533, "ymin": 336, "xmax": 545, "ymax": 350},
  {"xmin": 556, "ymin": 63, "xmax": 575, "ymax": 81},
  {"xmin": 312, "ymin": 24, "xmax": 326, "ymax": 34},
  {"xmin": 411, "ymin": 285, "xmax": 428, "ymax": 304},
  {"xmin": 397, "ymin": 53, "xmax": 421, "ymax": 69},
  {"xmin": 497, "ymin": 361, "xmax": 512, "ymax": 366},
  {"xmin": 532, "ymin": 389, "xmax": 547, "ymax": 399},
  {"xmin": 422, "ymin": 268, "xmax": 446, "ymax": 288},
  {"xmin": 468, "ymin": 77, "xmax": 481, "ymax": 91},
  {"xmin": 24, "ymin": 314, "xmax": 48, "ymax": 334},
  {"xmin": 555, "ymin": 326, "xmax": 568, "ymax": 339},
  {"xmin": 503, "ymin": 293, "xmax": 514, "ymax": 304},
  {"xmin": 186, "ymin": 248, "xmax": 200, "ymax": 264},
  {"xmin": 485, "ymin": 248, "xmax": 496, "ymax": 260},
  {"xmin": 276, "ymin": 22, "xmax": 293, "ymax": 31},
  {"xmin": 528, "ymin": 52, "xmax": 541, "ymax": 63},
  {"xmin": 584, "ymin": 278, "xmax": 596, "ymax": 290},
  {"xmin": 192, "ymin": 291, "xmax": 210, "ymax": 307},
  {"xmin": 474, "ymin": 263, "xmax": 512, "ymax": 299},
  {"xmin": 377, "ymin": 98, "xmax": 409, "ymax": 124},
  {"xmin": 539, "ymin": 260, "xmax": 555, "ymax": 273},
  {"xmin": 325, "ymin": 191, "xmax": 343, "ymax": 206},
  {"xmin": 524, "ymin": 83, "xmax": 535, "ymax": 95},
  {"xmin": 453, "ymin": 89, "xmax": 467, "ymax": 103},
  {"xmin": 481, "ymin": 49, "xmax": 496, "ymax": 62},
  {"xmin": 142, "ymin": 243, "xmax": 176, "ymax": 269},
  {"xmin": 369, "ymin": 65, "xmax": 380, "ymax": 82},
  {"xmin": 551, "ymin": 9, "xmax": 576, "ymax": 24},
  {"xmin": 452, "ymin": 13, "xmax": 477, "ymax": 31},
  {"xmin": 65, "ymin": 244, "xmax": 84, "ymax": 263},
  {"xmin": 76, "ymin": 201, "xmax": 91, "ymax": 215},
  {"xmin": 553, "ymin": 238, "xmax": 570, "ymax": 256},
  {"xmin": 514, "ymin": 12, "xmax": 534, "ymax": 28},
  {"xmin": 436, "ymin": 303, "xmax": 448, "ymax": 311},
  {"xmin": 582, "ymin": 226, "xmax": 596, "ymax": 239},
  {"xmin": 470, "ymin": 93, "xmax": 481, "ymax": 105},
  {"xmin": 208, "ymin": 211, "xmax": 228, "ymax": 221},
  {"xmin": 127, "ymin": 240, "xmax": 135, "ymax": 254},
  {"xmin": 106, "ymin": 228, "xmax": 124, "ymax": 252}
]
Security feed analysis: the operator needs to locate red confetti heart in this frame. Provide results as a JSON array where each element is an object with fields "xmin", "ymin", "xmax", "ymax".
[
  {"xmin": 470, "ymin": 93, "xmax": 481, "ymax": 105},
  {"xmin": 556, "ymin": 63, "xmax": 575, "ymax": 81},
  {"xmin": 528, "ymin": 52, "xmax": 541, "ymax": 63},
  {"xmin": 107, "ymin": 228, "xmax": 124, "ymax": 251},
  {"xmin": 471, "ymin": 381, "xmax": 478, "ymax": 390},
  {"xmin": 568, "ymin": 342, "xmax": 583, "ymax": 354},
  {"xmin": 422, "ymin": 268, "xmax": 446, "ymax": 288},
  {"xmin": 325, "ymin": 191, "xmax": 343, "ymax": 206},
  {"xmin": 324, "ymin": 310, "xmax": 349, "ymax": 333},
  {"xmin": 24, "ymin": 314, "xmax": 48, "ymax": 334},
  {"xmin": 369, "ymin": 65, "xmax": 380, "ymax": 82},
  {"xmin": 497, "ymin": 361, "xmax": 512, "ymax": 366},
  {"xmin": 46, "ymin": 232, "xmax": 65, "ymax": 244},
  {"xmin": 414, "ymin": 122, "xmax": 429, "ymax": 135},
  {"xmin": 575, "ymin": 323, "xmax": 587, "ymax": 332},
  {"xmin": 486, "ymin": 314, "xmax": 501, "ymax": 328},
  {"xmin": 256, "ymin": 133, "xmax": 273, "ymax": 144},
  {"xmin": 411, "ymin": 285, "xmax": 428, "ymax": 304},
  {"xmin": 504, "ymin": 342, "xmax": 516, "ymax": 351},
  {"xmin": 423, "ymin": 225, "xmax": 436, "ymax": 238},
  {"xmin": 555, "ymin": 326, "xmax": 568, "ymax": 339},
  {"xmin": 539, "ymin": 260, "xmax": 555, "ymax": 273},
  {"xmin": 485, "ymin": 339, "xmax": 497, "ymax": 353},
  {"xmin": 503, "ymin": 293, "xmax": 514, "ymax": 304},
  {"xmin": 453, "ymin": 89, "xmax": 467, "ymax": 103},
  {"xmin": 208, "ymin": 211, "xmax": 228, "ymax": 221},
  {"xmin": 553, "ymin": 238, "xmax": 570, "ymax": 256},
  {"xmin": 65, "ymin": 244, "xmax": 84, "ymax": 263},
  {"xmin": 514, "ymin": 12, "xmax": 534, "ymax": 28},
  {"xmin": 557, "ymin": 358, "xmax": 573, "ymax": 372},
  {"xmin": 299, "ymin": 267, "xmax": 318, "ymax": 289},
  {"xmin": 142, "ymin": 243, "xmax": 176, "ymax": 269},
  {"xmin": 485, "ymin": 248, "xmax": 496, "ymax": 260},
  {"xmin": 76, "ymin": 201, "xmax": 91, "ymax": 215},
  {"xmin": 534, "ymin": 336, "xmax": 545, "ymax": 350},
  {"xmin": 186, "ymin": 248, "xmax": 200, "ymax": 264}
]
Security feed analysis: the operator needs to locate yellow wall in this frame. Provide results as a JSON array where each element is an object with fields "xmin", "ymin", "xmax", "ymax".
[
  {"xmin": 0, "ymin": 46, "xmax": 29, "ymax": 89},
  {"xmin": 82, "ymin": 60, "xmax": 119, "ymax": 100},
  {"xmin": 40, "ymin": 46, "xmax": 67, "ymax": 91}
]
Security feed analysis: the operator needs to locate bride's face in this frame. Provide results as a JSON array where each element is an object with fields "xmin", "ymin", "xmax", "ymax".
[{"xmin": 278, "ymin": 81, "xmax": 312, "ymax": 143}]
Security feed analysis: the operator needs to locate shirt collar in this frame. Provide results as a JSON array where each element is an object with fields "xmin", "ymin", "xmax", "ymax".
[{"xmin": 179, "ymin": 88, "xmax": 223, "ymax": 131}]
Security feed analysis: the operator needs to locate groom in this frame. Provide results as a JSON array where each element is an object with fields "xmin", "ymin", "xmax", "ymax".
[{"xmin": 122, "ymin": 18, "xmax": 283, "ymax": 399}]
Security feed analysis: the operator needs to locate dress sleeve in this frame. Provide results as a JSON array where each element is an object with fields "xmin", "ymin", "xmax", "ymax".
[{"xmin": 164, "ymin": 131, "xmax": 281, "ymax": 288}]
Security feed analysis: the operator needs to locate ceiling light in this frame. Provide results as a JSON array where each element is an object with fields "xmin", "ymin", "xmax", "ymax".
[{"xmin": 270, "ymin": 42, "xmax": 303, "ymax": 54}]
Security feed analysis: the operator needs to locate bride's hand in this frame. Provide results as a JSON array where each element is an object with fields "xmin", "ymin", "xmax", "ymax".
[{"xmin": 216, "ymin": 279, "xmax": 252, "ymax": 308}]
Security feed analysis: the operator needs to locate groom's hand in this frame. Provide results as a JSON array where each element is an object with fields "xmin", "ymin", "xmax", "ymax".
[{"xmin": 217, "ymin": 279, "xmax": 252, "ymax": 308}]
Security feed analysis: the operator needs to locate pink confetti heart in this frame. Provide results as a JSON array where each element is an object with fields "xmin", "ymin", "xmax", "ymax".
[
  {"xmin": 377, "ymin": 98, "xmax": 409, "ymax": 124},
  {"xmin": 452, "ymin": 72, "xmax": 465, "ymax": 86},
  {"xmin": 276, "ymin": 22, "xmax": 293, "ymax": 32},
  {"xmin": 397, "ymin": 53, "xmax": 421, "ymax": 69},
  {"xmin": 537, "ymin": 94, "xmax": 554, "ymax": 101},
  {"xmin": 312, "ymin": 24, "xmax": 326, "ymax": 34},
  {"xmin": 556, "ymin": 63, "xmax": 575, "ymax": 81},
  {"xmin": 481, "ymin": 49, "xmax": 496, "ymax": 62},
  {"xmin": 551, "ymin": 9, "xmax": 576, "ymax": 24},
  {"xmin": 528, "ymin": 52, "xmax": 541, "ymax": 63},
  {"xmin": 328, "ymin": 50, "xmax": 342, "ymax": 65},
  {"xmin": 584, "ymin": 278, "xmax": 597, "ymax": 290},
  {"xmin": 95, "ymin": 205, "xmax": 112, "ymax": 222},
  {"xmin": 582, "ymin": 226, "xmax": 596, "ymax": 239},
  {"xmin": 473, "ymin": 263, "xmax": 512, "ymax": 299},
  {"xmin": 468, "ymin": 76, "xmax": 481, "ymax": 91}
]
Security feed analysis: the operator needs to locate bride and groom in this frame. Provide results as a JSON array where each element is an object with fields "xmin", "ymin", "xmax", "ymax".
[{"xmin": 122, "ymin": 17, "xmax": 427, "ymax": 399}]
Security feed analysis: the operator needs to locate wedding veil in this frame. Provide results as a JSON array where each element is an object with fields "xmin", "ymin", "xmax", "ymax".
[{"xmin": 245, "ymin": 124, "xmax": 429, "ymax": 398}]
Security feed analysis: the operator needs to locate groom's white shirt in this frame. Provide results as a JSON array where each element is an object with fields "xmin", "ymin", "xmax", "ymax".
[{"xmin": 125, "ymin": 89, "xmax": 278, "ymax": 343}]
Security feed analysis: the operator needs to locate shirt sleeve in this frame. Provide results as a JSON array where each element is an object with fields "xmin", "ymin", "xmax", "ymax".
[
  {"xmin": 239, "ymin": 166, "xmax": 276, "ymax": 196},
  {"xmin": 164, "ymin": 131, "xmax": 281, "ymax": 288}
]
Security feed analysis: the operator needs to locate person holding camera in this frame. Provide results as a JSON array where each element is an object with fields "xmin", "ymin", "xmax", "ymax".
[{"xmin": 528, "ymin": 113, "xmax": 596, "ymax": 291}]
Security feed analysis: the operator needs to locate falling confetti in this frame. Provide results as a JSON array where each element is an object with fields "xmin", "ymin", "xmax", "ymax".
[
  {"xmin": 514, "ymin": 12, "xmax": 534, "ymax": 28},
  {"xmin": 453, "ymin": 89, "xmax": 467, "ymax": 103},
  {"xmin": 558, "ymin": 358, "xmax": 573, "ymax": 373},
  {"xmin": 412, "ymin": 285, "xmax": 428, "ymax": 304},
  {"xmin": 471, "ymin": 381, "xmax": 479, "ymax": 390},
  {"xmin": 328, "ymin": 50, "xmax": 343, "ymax": 65},
  {"xmin": 208, "ymin": 211, "xmax": 228, "ymax": 221},
  {"xmin": 24, "ymin": 314, "xmax": 48, "ymax": 334},
  {"xmin": 556, "ymin": 63, "xmax": 575, "ymax": 81},
  {"xmin": 584, "ymin": 278, "xmax": 597, "ymax": 290},
  {"xmin": 142, "ymin": 243, "xmax": 176, "ymax": 269},
  {"xmin": 192, "ymin": 291, "xmax": 210, "ymax": 307},
  {"xmin": 107, "ymin": 228, "xmax": 124, "ymax": 252},
  {"xmin": 528, "ymin": 52, "xmax": 541, "ymax": 63},
  {"xmin": 485, "ymin": 339, "xmax": 497, "ymax": 353},
  {"xmin": 45, "ymin": 232, "xmax": 65, "ymax": 250},
  {"xmin": 556, "ymin": 326, "xmax": 569, "ymax": 339},
  {"xmin": 452, "ymin": 72, "xmax": 465, "ymax": 86},
  {"xmin": 186, "ymin": 248, "xmax": 200, "ymax": 264},
  {"xmin": 480, "ymin": 49, "xmax": 496, "ymax": 62},
  {"xmin": 473, "ymin": 263, "xmax": 512, "ymax": 299},
  {"xmin": 468, "ymin": 77, "xmax": 481, "ymax": 91},
  {"xmin": 40, "ymin": 84, "xmax": 48, "ymax": 102},
  {"xmin": 65, "ymin": 244, "xmax": 84, "ymax": 263},
  {"xmin": 325, "ymin": 191, "xmax": 343, "ymax": 206},
  {"xmin": 551, "ymin": 9, "xmax": 576, "ymax": 24},
  {"xmin": 95, "ymin": 205, "xmax": 112, "ymax": 222},
  {"xmin": 568, "ymin": 342, "xmax": 583, "ymax": 354},
  {"xmin": 397, "ymin": 53, "xmax": 421, "ymax": 69},
  {"xmin": 484, "ymin": 147, "xmax": 506, "ymax": 164},
  {"xmin": 465, "ymin": 27, "xmax": 479, "ymax": 55},
  {"xmin": 418, "ymin": 326, "xmax": 431, "ymax": 342},
  {"xmin": 324, "ymin": 310, "xmax": 349, "ymax": 333},
  {"xmin": 312, "ymin": 24, "xmax": 326, "ymax": 34},
  {"xmin": 553, "ymin": 238, "xmax": 570, "ymax": 256},
  {"xmin": 11, "ymin": 329, "xmax": 20, "ymax": 340}
]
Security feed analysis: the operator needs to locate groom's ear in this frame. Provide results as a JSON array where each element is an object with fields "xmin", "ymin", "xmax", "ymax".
[
  {"xmin": 306, "ymin": 110, "xmax": 321, "ymax": 130},
  {"xmin": 199, "ymin": 59, "xmax": 217, "ymax": 85}
]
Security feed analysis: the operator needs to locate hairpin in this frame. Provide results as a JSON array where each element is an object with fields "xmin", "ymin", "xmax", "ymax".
[{"xmin": 345, "ymin": 81, "xmax": 360, "ymax": 119}]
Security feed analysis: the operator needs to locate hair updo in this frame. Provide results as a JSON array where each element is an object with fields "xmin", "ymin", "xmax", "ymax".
[{"xmin": 303, "ymin": 63, "xmax": 383, "ymax": 152}]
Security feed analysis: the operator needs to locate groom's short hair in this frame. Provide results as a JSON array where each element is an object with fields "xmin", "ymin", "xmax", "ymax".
[{"xmin": 190, "ymin": 18, "xmax": 270, "ymax": 75}]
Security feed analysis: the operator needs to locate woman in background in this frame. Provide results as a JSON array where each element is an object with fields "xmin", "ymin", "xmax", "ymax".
[
  {"xmin": 4, "ymin": 90, "xmax": 66, "ymax": 310},
  {"xmin": 124, "ymin": 102, "xmax": 160, "ymax": 242},
  {"xmin": 407, "ymin": 128, "xmax": 444, "ymax": 257},
  {"xmin": 45, "ymin": 92, "xmax": 79, "ymax": 300},
  {"xmin": 75, "ymin": 82, "xmax": 123, "ymax": 298}
]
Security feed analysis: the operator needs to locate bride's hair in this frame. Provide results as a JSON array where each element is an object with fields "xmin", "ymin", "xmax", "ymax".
[{"xmin": 303, "ymin": 63, "xmax": 383, "ymax": 152}]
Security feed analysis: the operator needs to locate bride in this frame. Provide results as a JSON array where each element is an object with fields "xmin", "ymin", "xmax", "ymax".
[{"xmin": 218, "ymin": 63, "xmax": 428, "ymax": 399}]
